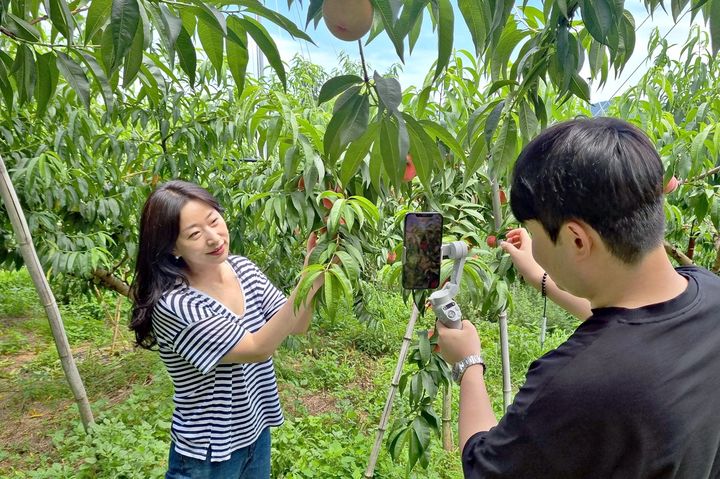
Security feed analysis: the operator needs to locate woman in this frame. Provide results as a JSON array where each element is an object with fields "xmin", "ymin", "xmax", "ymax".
[{"xmin": 130, "ymin": 180, "xmax": 321, "ymax": 478}]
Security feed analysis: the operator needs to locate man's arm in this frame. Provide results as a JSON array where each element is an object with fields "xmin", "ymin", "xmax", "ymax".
[
  {"xmin": 501, "ymin": 228, "xmax": 592, "ymax": 321},
  {"xmin": 458, "ymin": 364, "xmax": 498, "ymax": 451},
  {"xmin": 436, "ymin": 320, "xmax": 499, "ymax": 451}
]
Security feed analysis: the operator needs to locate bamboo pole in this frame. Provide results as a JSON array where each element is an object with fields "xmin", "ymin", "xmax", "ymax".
[
  {"xmin": 0, "ymin": 155, "xmax": 94, "ymax": 431},
  {"xmin": 441, "ymin": 386, "xmax": 453, "ymax": 450},
  {"xmin": 491, "ymin": 179, "xmax": 512, "ymax": 410},
  {"xmin": 365, "ymin": 304, "xmax": 420, "ymax": 478}
]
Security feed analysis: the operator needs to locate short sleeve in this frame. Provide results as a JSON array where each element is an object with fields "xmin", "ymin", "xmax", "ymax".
[
  {"xmin": 461, "ymin": 356, "xmax": 635, "ymax": 478},
  {"xmin": 154, "ymin": 294, "xmax": 247, "ymax": 374},
  {"xmin": 239, "ymin": 258, "xmax": 286, "ymax": 320}
]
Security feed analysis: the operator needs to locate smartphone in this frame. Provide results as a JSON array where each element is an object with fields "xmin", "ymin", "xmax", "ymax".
[{"xmin": 402, "ymin": 212, "xmax": 443, "ymax": 290}]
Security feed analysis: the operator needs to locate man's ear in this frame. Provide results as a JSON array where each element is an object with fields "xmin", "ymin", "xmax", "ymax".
[{"xmin": 561, "ymin": 221, "xmax": 594, "ymax": 260}]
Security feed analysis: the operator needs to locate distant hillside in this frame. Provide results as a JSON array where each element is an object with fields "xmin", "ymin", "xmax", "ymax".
[{"xmin": 591, "ymin": 100, "xmax": 612, "ymax": 117}]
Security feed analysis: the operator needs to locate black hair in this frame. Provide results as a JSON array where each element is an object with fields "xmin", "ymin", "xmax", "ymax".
[
  {"xmin": 129, "ymin": 180, "xmax": 223, "ymax": 349},
  {"xmin": 510, "ymin": 117, "xmax": 665, "ymax": 264}
]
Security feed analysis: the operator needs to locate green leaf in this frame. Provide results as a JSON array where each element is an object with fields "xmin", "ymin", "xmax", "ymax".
[
  {"xmin": 45, "ymin": 0, "xmax": 75, "ymax": 40},
  {"xmin": 490, "ymin": 116, "xmax": 518, "ymax": 177},
  {"xmin": 484, "ymin": 99, "xmax": 505, "ymax": 145},
  {"xmin": 175, "ymin": 26, "xmax": 196, "ymax": 86},
  {"xmin": 418, "ymin": 119, "xmax": 465, "ymax": 162},
  {"xmin": 568, "ymin": 72, "xmax": 591, "ymax": 102},
  {"xmin": 418, "ymin": 331, "xmax": 431, "ymax": 364},
  {"xmin": 238, "ymin": 0, "xmax": 315, "ymax": 43},
  {"xmin": 317, "ymin": 74, "xmax": 364, "ymax": 105},
  {"xmin": 323, "ymin": 270, "xmax": 337, "ymax": 318},
  {"xmin": 35, "ymin": 52, "xmax": 58, "ymax": 118},
  {"xmin": 397, "ymin": 0, "xmax": 428, "ymax": 36},
  {"xmin": 227, "ymin": 15, "xmax": 249, "ymax": 94},
  {"xmin": 710, "ymin": 0, "xmax": 720, "ymax": 55},
  {"xmin": 340, "ymin": 121, "xmax": 379, "ymax": 185},
  {"xmin": 6, "ymin": 13, "xmax": 41, "ymax": 41},
  {"xmin": 86, "ymin": 0, "xmax": 112, "ymax": 43},
  {"xmin": 374, "ymin": 72, "xmax": 402, "ymax": 113},
  {"xmin": 327, "ymin": 198, "xmax": 346, "ymax": 237},
  {"xmin": 81, "ymin": 52, "xmax": 114, "ymax": 114},
  {"xmin": 403, "ymin": 113, "xmax": 440, "ymax": 190},
  {"xmin": 459, "ymin": 0, "xmax": 486, "ymax": 54},
  {"xmin": 56, "ymin": 52, "xmax": 90, "ymax": 109},
  {"xmin": 329, "ymin": 263, "xmax": 353, "ymax": 300},
  {"xmin": 111, "ymin": 0, "xmax": 140, "ymax": 69},
  {"xmin": 323, "ymin": 90, "xmax": 370, "ymax": 165},
  {"xmin": 581, "ymin": 0, "xmax": 613, "ymax": 44},
  {"xmin": 198, "ymin": 15, "xmax": 225, "ymax": 80},
  {"xmin": 408, "ymin": 417, "xmax": 431, "ymax": 472},
  {"xmin": 380, "ymin": 115, "xmax": 402, "ymax": 187},
  {"xmin": 158, "ymin": 4, "xmax": 183, "ymax": 68},
  {"xmin": 370, "ymin": 0, "xmax": 404, "ymax": 61},
  {"xmin": 123, "ymin": 21, "xmax": 143, "ymax": 87},
  {"xmin": 12, "ymin": 45, "xmax": 35, "ymax": 106},
  {"xmin": 187, "ymin": 0, "xmax": 226, "ymax": 35},
  {"xmin": 517, "ymin": 99, "xmax": 538, "ymax": 144},
  {"xmin": 305, "ymin": 0, "xmax": 323, "ymax": 28},
  {"xmin": 434, "ymin": 0, "xmax": 454, "ymax": 80},
  {"xmin": 239, "ymin": 16, "xmax": 286, "ymax": 89}
]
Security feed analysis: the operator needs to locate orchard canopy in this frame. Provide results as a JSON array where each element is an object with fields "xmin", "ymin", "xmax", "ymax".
[
  {"xmin": 2, "ymin": 0, "xmax": 720, "ymax": 472},
  {"xmin": 2, "ymin": 0, "xmax": 719, "ymax": 308}
]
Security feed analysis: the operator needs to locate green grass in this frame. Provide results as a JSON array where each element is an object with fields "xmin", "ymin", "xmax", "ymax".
[{"xmin": 0, "ymin": 268, "xmax": 578, "ymax": 479}]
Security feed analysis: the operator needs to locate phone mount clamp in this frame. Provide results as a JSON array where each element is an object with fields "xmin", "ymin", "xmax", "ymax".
[{"xmin": 429, "ymin": 241, "xmax": 468, "ymax": 329}]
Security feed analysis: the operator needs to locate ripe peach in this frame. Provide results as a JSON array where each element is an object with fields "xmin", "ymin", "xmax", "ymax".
[
  {"xmin": 663, "ymin": 176, "xmax": 679, "ymax": 194},
  {"xmin": 297, "ymin": 177, "xmax": 305, "ymax": 192},
  {"xmin": 322, "ymin": 198, "xmax": 333, "ymax": 209},
  {"xmin": 387, "ymin": 251, "xmax": 397, "ymax": 263},
  {"xmin": 486, "ymin": 235, "xmax": 497, "ymax": 248},
  {"xmin": 403, "ymin": 154, "xmax": 417, "ymax": 182},
  {"xmin": 322, "ymin": 0, "xmax": 374, "ymax": 42},
  {"xmin": 499, "ymin": 189, "xmax": 507, "ymax": 205}
]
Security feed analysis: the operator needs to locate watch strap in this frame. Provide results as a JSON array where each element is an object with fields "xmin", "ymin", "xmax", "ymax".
[{"xmin": 453, "ymin": 354, "xmax": 485, "ymax": 384}]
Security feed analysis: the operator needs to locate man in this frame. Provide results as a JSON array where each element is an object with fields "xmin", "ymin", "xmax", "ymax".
[{"xmin": 437, "ymin": 117, "xmax": 720, "ymax": 478}]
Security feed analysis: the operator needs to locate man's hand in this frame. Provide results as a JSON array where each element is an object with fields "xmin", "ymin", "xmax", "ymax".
[
  {"xmin": 500, "ymin": 228, "xmax": 545, "ymax": 288},
  {"xmin": 436, "ymin": 320, "xmax": 482, "ymax": 365}
]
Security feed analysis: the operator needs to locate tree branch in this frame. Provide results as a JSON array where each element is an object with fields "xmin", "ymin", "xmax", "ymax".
[
  {"xmin": 712, "ymin": 236, "xmax": 720, "ymax": 275},
  {"xmin": 664, "ymin": 240, "xmax": 694, "ymax": 266},
  {"xmin": 30, "ymin": 5, "xmax": 89, "ymax": 25},
  {"xmin": 93, "ymin": 269, "xmax": 130, "ymax": 297},
  {"xmin": 680, "ymin": 165, "xmax": 720, "ymax": 185}
]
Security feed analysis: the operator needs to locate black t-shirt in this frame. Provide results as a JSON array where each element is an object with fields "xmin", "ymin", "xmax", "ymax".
[{"xmin": 463, "ymin": 266, "xmax": 720, "ymax": 478}]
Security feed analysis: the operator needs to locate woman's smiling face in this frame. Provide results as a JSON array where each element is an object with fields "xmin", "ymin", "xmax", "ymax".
[{"xmin": 173, "ymin": 199, "xmax": 229, "ymax": 269}]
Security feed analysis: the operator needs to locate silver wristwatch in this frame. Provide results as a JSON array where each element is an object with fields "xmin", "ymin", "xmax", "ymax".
[{"xmin": 452, "ymin": 354, "xmax": 485, "ymax": 384}]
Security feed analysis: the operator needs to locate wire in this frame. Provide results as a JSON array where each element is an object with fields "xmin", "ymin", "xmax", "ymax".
[{"xmin": 603, "ymin": 8, "xmax": 690, "ymax": 104}]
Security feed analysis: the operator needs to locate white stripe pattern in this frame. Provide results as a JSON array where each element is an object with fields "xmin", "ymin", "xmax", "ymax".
[{"xmin": 152, "ymin": 255, "xmax": 286, "ymax": 462}]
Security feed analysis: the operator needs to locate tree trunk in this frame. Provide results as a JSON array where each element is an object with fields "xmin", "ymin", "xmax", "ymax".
[{"xmin": 0, "ymin": 155, "xmax": 94, "ymax": 432}]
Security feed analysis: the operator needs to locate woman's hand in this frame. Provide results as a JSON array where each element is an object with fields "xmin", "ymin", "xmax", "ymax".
[{"xmin": 500, "ymin": 228, "xmax": 545, "ymax": 288}]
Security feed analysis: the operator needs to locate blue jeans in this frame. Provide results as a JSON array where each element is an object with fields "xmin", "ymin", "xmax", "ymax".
[{"xmin": 165, "ymin": 428, "xmax": 271, "ymax": 479}]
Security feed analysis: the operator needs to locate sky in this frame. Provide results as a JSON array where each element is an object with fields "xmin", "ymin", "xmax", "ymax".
[{"xmin": 253, "ymin": 1, "xmax": 709, "ymax": 103}]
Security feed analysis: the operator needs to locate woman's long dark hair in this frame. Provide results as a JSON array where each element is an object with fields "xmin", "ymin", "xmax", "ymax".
[{"xmin": 130, "ymin": 180, "xmax": 223, "ymax": 349}]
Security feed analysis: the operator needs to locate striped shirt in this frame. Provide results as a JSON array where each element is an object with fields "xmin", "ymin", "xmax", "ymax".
[{"xmin": 152, "ymin": 255, "xmax": 287, "ymax": 462}]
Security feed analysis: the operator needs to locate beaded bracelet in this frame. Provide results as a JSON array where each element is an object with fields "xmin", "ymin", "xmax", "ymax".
[{"xmin": 540, "ymin": 272, "xmax": 548, "ymax": 347}]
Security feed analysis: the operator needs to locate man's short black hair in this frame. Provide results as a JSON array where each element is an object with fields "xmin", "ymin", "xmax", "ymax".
[{"xmin": 510, "ymin": 117, "xmax": 665, "ymax": 264}]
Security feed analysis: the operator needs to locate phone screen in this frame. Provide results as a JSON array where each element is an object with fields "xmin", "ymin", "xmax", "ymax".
[{"xmin": 402, "ymin": 212, "xmax": 443, "ymax": 290}]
